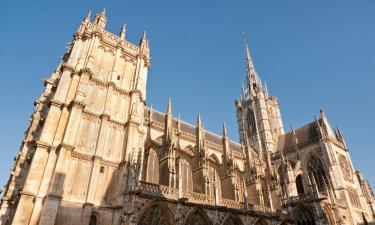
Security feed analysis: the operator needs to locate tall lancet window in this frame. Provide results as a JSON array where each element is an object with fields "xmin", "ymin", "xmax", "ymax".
[
  {"xmin": 247, "ymin": 109, "xmax": 257, "ymax": 136},
  {"xmin": 307, "ymin": 156, "xmax": 329, "ymax": 191}
]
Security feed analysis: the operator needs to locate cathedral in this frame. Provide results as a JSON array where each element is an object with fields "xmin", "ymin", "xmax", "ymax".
[{"xmin": 1, "ymin": 10, "xmax": 375, "ymax": 225}]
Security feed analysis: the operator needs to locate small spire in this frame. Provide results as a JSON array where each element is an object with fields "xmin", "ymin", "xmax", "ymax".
[
  {"xmin": 223, "ymin": 122, "xmax": 228, "ymax": 138},
  {"xmin": 102, "ymin": 8, "xmax": 106, "ymax": 15},
  {"xmin": 320, "ymin": 108, "xmax": 326, "ymax": 119},
  {"xmin": 166, "ymin": 97, "xmax": 172, "ymax": 115},
  {"xmin": 264, "ymin": 81, "xmax": 269, "ymax": 98},
  {"xmin": 120, "ymin": 23, "xmax": 126, "ymax": 40},
  {"xmin": 290, "ymin": 124, "xmax": 295, "ymax": 135},
  {"xmin": 84, "ymin": 10, "xmax": 91, "ymax": 22},
  {"xmin": 242, "ymin": 32, "xmax": 261, "ymax": 95},
  {"xmin": 177, "ymin": 114, "xmax": 181, "ymax": 132},
  {"xmin": 197, "ymin": 113, "xmax": 202, "ymax": 128}
]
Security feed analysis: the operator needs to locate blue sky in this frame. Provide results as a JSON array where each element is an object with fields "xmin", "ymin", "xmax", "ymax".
[{"xmin": 1, "ymin": 1, "xmax": 374, "ymax": 189}]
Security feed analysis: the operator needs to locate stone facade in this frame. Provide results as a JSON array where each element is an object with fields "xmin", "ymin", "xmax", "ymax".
[{"xmin": 1, "ymin": 10, "xmax": 374, "ymax": 225}]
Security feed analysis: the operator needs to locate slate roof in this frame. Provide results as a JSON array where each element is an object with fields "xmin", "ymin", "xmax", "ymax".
[
  {"xmin": 145, "ymin": 107, "xmax": 242, "ymax": 153},
  {"xmin": 276, "ymin": 121, "xmax": 320, "ymax": 152}
]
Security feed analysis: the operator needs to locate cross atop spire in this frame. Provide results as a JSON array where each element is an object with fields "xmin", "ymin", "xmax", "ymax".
[{"xmin": 242, "ymin": 33, "xmax": 262, "ymax": 96}]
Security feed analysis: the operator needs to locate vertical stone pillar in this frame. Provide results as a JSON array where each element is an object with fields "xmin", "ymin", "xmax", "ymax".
[{"xmin": 80, "ymin": 203, "xmax": 94, "ymax": 225}]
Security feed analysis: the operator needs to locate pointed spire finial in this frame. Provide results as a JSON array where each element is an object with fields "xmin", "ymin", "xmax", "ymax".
[
  {"xmin": 264, "ymin": 81, "xmax": 269, "ymax": 98},
  {"xmin": 223, "ymin": 122, "xmax": 228, "ymax": 138},
  {"xmin": 242, "ymin": 32, "xmax": 261, "ymax": 95},
  {"xmin": 102, "ymin": 8, "xmax": 106, "ymax": 15},
  {"xmin": 141, "ymin": 31, "xmax": 147, "ymax": 42},
  {"xmin": 290, "ymin": 124, "xmax": 295, "ymax": 135},
  {"xmin": 320, "ymin": 108, "xmax": 326, "ymax": 119},
  {"xmin": 197, "ymin": 113, "xmax": 202, "ymax": 127},
  {"xmin": 120, "ymin": 23, "xmax": 126, "ymax": 40},
  {"xmin": 166, "ymin": 97, "xmax": 172, "ymax": 115},
  {"xmin": 177, "ymin": 114, "xmax": 181, "ymax": 132},
  {"xmin": 84, "ymin": 10, "xmax": 92, "ymax": 22}
]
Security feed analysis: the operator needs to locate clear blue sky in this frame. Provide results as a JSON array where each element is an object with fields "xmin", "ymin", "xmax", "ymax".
[{"xmin": 1, "ymin": 1, "xmax": 374, "ymax": 190}]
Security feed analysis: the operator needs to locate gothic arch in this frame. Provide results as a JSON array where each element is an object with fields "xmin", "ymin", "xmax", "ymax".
[
  {"xmin": 323, "ymin": 204, "xmax": 336, "ymax": 225},
  {"xmin": 221, "ymin": 214, "xmax": 243, "ymax": 225},
  {"xmin": 184, "ymin": 208, "xmax": 212, "ymax": 225},
  {"xmin": 138, "ymin": 201, "xmax": 174, "ymax": 225}
]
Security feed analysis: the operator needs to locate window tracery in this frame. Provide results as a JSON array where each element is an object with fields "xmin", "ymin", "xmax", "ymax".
[
  {"xmin": 307, "ymin": 156, "xmax": 329, "ymax": 191},
  {"xmin": 348, "ymin": 187, "xmax": 361, "ymax": 208},
  {"xmin": 338, "ymin": 155, "xmax": 352, "ymax": 182},
  {"xmin": 139, "ymin": 204, "xmax": 172, "ymax": 225},
  {"xmin": 247, "ymin": 109, "xmax": 257, "ymax": 136}
]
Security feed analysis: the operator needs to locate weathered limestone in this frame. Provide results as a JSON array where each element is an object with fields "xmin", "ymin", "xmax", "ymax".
[{"xmin": 1, "ymin": 9, "xmax": 374, "ymax": 225}]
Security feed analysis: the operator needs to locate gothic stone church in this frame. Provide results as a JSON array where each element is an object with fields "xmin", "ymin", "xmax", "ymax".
[{"xmin": 1, "ymin": 10, "xmax": 374, "ymax": 225}]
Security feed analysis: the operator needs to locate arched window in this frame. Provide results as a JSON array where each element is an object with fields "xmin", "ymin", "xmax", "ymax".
[
  {"xmin": 307, "ymin": 156, "xmax": 329, "ymax": 191},
  {"xmin": 247, "ymin": 109, "xmax": 257, "ymax": 136},
  {"xmin": 89, "ymin": 215, "xmax": 97, "ymax": 225},
  {"xmin": 139, "ymin": 204, "xmax": 172, "ymax": 225},
  {"xmin": 180, "ymin": 158, "xmax": 193, "ymax": 192},
  {"xmin": 146, "ymin": 148, "xmax": 159, "ymax": 184},
  {"xmin": 296, "ymin": 175, "xmax": 305, "ymax": 195}
]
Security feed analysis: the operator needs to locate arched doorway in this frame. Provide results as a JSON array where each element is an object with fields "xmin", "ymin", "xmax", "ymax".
[
  {"xmin": 89, "ymin": 215, "xmax": 97, "ymax": 225},
  {"xmin": 293, "ymin": 205, "xmax": 315, "ymax": 225},
  {"xmin": 138, "ymin": 203, "xmax": 173, "ymax": 225},
  {"xmin": 184, "ymin": 209, "xmax": 212, "ymax": 225}
]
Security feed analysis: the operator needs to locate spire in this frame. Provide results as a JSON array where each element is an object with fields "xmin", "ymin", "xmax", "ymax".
[
  {"xmin": 320, "ymin": 108, "xmax": 326, "ymax": 119},
  {"xmin": 166, "ymin": 97, "xmax": 172, "ymax": 115},
  {"xmin": 223, "ymin": 122, "xmax": 228, "ymax": 138},
  {"xmin": 84, "ymin": 10, "xmax": 91, "ymax": 23},
  {"xmin": 243, "ymin": 33, "xmax": 261, "ymax": 95},
  {"xmin": 164, "ymin": 97, "xmax": 173, "ymax": 147},
  {"xmin": 140, "ymin": 31, "xmax": 149, "ymax": 46},
  {"xmin": 264, "ymin": 81, "xmax": 269, "ymax": 98},
  {"xmin": 120, "ymin": 23, "xmax": 126, "ymax": 40},
  {"xmin": 290, "ymin": 124, "xmax": 298, "ymax": 145},
  {"xmin": 197, "ymin": 113, "xmax": 202, "ymax": 128},
  {"xmin": 177, "ymin": 114, "xmax": 181, "ymax": 133}
]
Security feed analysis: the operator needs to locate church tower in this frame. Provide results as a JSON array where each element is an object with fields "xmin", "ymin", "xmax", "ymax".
[
  {"xmin": 235, "ymin": 37, "xmax": 284, "ymax": 157},
  {"xmin": 0, "ymin": 10, "xmax": 150, "ymax": 225}
]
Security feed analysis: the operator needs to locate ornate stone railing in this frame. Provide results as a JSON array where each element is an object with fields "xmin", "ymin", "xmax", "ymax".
[
  {"xmin": 182, "ymin": 191, "xmax": 214, "ymax": 204},
  {"xmin": 138, "ymin": 181, "xmax": 273, "ymax": 213},
  {"xmin": 250, "ymin": 204, "xmax": 271, "ymax": 212},
  {"xmin": 219, "ymin": 198, "xmax": 244, "ymax": 209},
  {"xmin": 160, "ymin": 185, "xmax": 178, "ymax": 199},
  {"xmin": 139, "ymin": 181, "xmax": 160, "ymax": 193}
]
